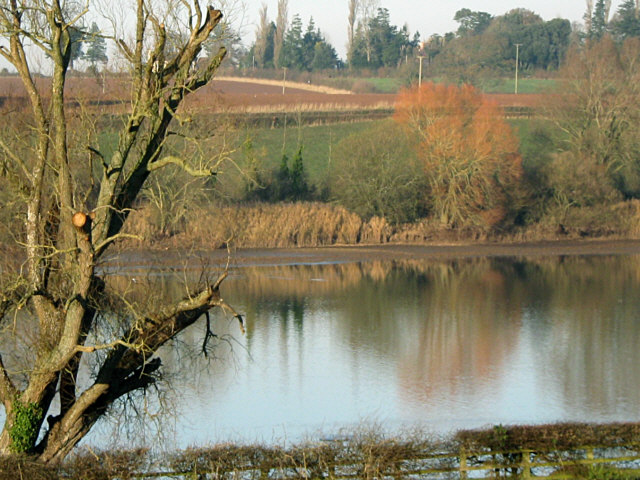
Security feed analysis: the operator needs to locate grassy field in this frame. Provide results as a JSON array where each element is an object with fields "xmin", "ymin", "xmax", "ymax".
[
  {"xmin": 242, "ymin": 116, "xmax": 546, "ymax": 179},
  {"xmin": 93, "ymin": 113, "xmax": 542, "ymax": 192},
  {"xmin": 237, "ymin": 119, "xmax": 383, "ymax": 185},
  {"xmin": 480, "ymin": 77, "xmax": 558, "ymax": 94},
  {"xmin": 358, "ymin": 76, "xmax": 408, "ymax": 93},
  {"xmin": 343, "ymin": 75, "xmax": 557, "ymax": 95},
  {"xmin": 229, "ymin": 116, "xmax": 547, "ymax": 194}
]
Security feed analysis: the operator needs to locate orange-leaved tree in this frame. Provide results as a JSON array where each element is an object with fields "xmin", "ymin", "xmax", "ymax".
[{"xmin": 394, "ymin": 83, "xmax": 523, "ymax": 228}]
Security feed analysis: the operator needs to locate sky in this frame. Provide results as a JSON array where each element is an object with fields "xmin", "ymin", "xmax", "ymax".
[{"xmin": 245, "ymin": 0, "xmax": 626, "ymax": 58}]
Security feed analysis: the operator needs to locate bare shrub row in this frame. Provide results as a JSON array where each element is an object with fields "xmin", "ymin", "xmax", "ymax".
[{"xmin": 2, "ymin": 422, "xmax": 640, "ymax": 479}]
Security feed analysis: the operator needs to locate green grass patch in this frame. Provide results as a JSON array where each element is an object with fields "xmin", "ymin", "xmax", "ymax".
[
  {"xmin": 508, "ymin": 117, "xmax": 559, "ymax": 175},
  {"xmin": 481, "ymin": 77, "xmax": 558, "ymax": 94},
  {"xmin": 237, "ymin": 119, "xmax": 384, "ymax": 185},
  {"xmin": 359, "ymin": 77, "xmax": 405, "ymax": 93}
]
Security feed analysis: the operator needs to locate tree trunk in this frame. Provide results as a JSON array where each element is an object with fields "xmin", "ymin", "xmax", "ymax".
[{"xmin": 0, "ymin": 1, "xmax": 235, "ymax": 462}]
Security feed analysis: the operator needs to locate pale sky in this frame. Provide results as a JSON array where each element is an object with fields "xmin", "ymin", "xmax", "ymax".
[{"xmin": 246, "ymin": 0, "xmax": 625, "ymax": 58}]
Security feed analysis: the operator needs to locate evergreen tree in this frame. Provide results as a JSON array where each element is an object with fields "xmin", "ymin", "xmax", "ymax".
[
  {"xmin": 311, "ymin": 41, "xmax": 338, "ymax": 70},
  {"xmin": 276, "ymin": 153, "xmax": 291, "ymax": 200},
  {"xmin": 83, "ymin": 22, "xmax": 108, "ymax": 66},
  {"xmin": 590, "ymin": 0, "xmax": 609, "ymax": 39},
  {"xmin": 281, "ymin": 14, "xmax": 304, "ymax": 68},
  {"xmin": 69, "ymin": 27, "xmax": 85, "ymax": 68},
  {"xmin": 350, "ymin": 8, "xmax": 415, "ymax": 68},
  {"xmin": 302, "ymin": 18, "xmax": 322, "ymax": 68},
  {"xmin": 454, "ymin": 9, "xmax": 493, "ymax": 37},
  {"xmin": 290, "ymin": 146, "xmax": 309, "ymax": 199},
  {"xmin": 611, "ymin": 0, "xmax": 640, "ymax": 39}
]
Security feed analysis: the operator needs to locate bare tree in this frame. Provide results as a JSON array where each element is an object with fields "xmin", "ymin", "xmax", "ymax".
[
  {"xmin": 548, "ymin": 37, "xmax": 640, "ymax": 203},
  {"xmin": 395, "ymin": 83, "xmax": 524, "ymax": 228},
  {"xmin": 0, "ymin": 0, "xmax": 241, "ymax": 464},
  {"xmin": 254, "ymin": 3, "xmax": 269, "ymax": 67},
  {"xmin": 347, "ymin": 0, "xmax": 358, "ymax": 65},
  {"xmin": 360, "ymin": 0, "xmax": 379, "ymax": 63},
  {"xmin": 273, "ymin": 0, "xmax": 288, "ymax": 68},
  {"xmin": 585, "ymin": 0, "xmax": 594, "ymax": 31}
]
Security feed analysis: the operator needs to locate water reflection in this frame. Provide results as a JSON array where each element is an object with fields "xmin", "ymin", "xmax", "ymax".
[{"xmin": 94, "ymin": 255, "xmax": 640, "ymax": 448}]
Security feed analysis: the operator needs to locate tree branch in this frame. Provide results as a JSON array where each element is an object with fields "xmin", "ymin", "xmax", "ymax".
[
  {"xmin": 93, "ymin": 233, "xmax": 143, "ymax": 254},
  {"xmin": 147, "ymin": 155, "xmax": 217, "ymax": 177}
]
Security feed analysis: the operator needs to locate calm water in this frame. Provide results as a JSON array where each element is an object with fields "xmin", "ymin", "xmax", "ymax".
[{"xmin": 91, "ymin": 255, "xmax": 640, "ymax": 448}]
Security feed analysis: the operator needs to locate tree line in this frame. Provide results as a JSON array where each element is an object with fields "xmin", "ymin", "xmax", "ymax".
[{"xmin": 242, "ymin": 0, "xmax": 640, "ymax": 78}]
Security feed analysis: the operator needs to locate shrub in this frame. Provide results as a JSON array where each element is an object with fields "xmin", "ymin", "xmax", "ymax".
[
  {"xmin": 395, "ymin": 82, "xmax": 524, "ymax": 229},
  {"xmin": 329, "ymin": 120, "xmax": 424, "ymax": 225}
]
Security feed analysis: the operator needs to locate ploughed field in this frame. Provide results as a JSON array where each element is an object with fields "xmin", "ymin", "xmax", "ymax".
[{"xmin": 0, "ymin": 75, "xmax": 544, "ymax": 115}]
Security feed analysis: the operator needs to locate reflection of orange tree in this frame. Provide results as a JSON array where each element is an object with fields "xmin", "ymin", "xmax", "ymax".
[
  {"xmin": 394, "ymin": 83, "xmax": 524, "ymax": 228},
  {"xmin": 397, "ymin": 261, "xmax": 522, "ymax": 405}
]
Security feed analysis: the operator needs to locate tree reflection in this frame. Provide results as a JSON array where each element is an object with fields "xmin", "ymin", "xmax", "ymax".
[{"xmin": 97, "ymin": 254, "xmax": 640, "ymax": 446}]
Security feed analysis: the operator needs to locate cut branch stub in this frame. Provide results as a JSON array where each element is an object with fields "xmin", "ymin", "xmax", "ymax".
[
  {"xmin": 72, "ymin": 212, "xmax": 94, "ymax": 234},
  {"xmin": 71, "ymin": 212, "xmax": 87, "ymax": 230}
]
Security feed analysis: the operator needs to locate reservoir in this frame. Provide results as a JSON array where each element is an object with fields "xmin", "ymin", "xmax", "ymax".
[{"xmin": 89, "ymin": 254, "xmax": 640, "ymax": 449}]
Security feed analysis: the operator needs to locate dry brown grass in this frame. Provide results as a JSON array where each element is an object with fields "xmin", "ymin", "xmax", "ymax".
[
  {"xmin": 124, "ymin": 202, "xmax": 371, "ymax": 248},
  {"xmin": 514, "ymin": 200, "xmax": 640, "ymax": 242},
  {"xmin": 121, "ymin": 201, "xmax": 504, "ymax": 250},
  {"xmin": 0, "ymin": 448, "xmax": 148, "ymax": 480},
  {"xmin": 219, "ymin": 99, "xmax": 394, "ymax": 113}
]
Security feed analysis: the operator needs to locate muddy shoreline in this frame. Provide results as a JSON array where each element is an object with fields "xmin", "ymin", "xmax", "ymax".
[{"xmin": 105, "ymin": 239, "xmax": 640, "ymax": 269}]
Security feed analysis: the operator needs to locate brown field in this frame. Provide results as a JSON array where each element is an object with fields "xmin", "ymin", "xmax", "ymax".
[{"xmin": 0, "ymin": 75, "xmax": 545, "ymax": 115}]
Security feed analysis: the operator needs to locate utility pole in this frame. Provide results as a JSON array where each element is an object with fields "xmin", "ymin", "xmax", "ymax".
[
  {"xmin": 282, "ymin": 67, "xmax": 287, "ymax": 95},
  {"xmin": 418, "ymin": 56, "xmax": 426, "ymax": 87},
  {"xmin": 514, "ymin": 43, "xmax": 522, "ymax": 95}
]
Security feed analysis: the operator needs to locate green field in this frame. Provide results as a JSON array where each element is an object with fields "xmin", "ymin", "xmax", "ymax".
[
  {"xmin": 95, "ymin": 114, "xmax": 545, "ymax": 197},
  {"xmin": 237, "ymin": 120, "xmax": 384, "ymax": 184},
  {"xmin": 480, "ymin": 77, "xmax": 558, "ymax": 94},
  {"xmin": 237, "ymin": 116, "xmax": 549, "ymax": 186},
  {"xmin": 359, "ymin": 77, "xmax": 407, "ymax": 93},
  {"xmin": 336, "ymin": 75, "xmax": 557, "ymax": 94}
]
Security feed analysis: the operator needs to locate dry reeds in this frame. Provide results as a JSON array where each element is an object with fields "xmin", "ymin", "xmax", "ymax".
[
  {"xmin": 119, "ymin": 198, "xmax": 640, "ymax": 251},
  {"xmin": 221, "ymin": 100, "xmax": 395, "ymax": 114},
  {"xmin": 125, "ymin": 202, "xmax": 386, "ymax": 249}
]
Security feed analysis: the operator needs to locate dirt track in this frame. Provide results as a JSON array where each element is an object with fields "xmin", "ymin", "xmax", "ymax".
[{"xmin": 0, "ymin": 76, "xmax": 545, "ymax": 114}]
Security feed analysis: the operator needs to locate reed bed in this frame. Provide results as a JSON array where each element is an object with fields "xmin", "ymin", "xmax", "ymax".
[
  {"xmin": 120, "ymin": 199, "xmax": 640, "ymax": 251},
  {"xmin": 188, "ymin": 202, "xmax": 369, "ymax": 248}
]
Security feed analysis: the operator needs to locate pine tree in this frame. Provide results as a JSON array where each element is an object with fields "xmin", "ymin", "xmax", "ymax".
[
  {"xmin": 290, "ymin": 146, "xmax": 309, "ymax": 199},
  {"xmin": 590, "ymin": 0, "xmax": 609, "ymax": 39},
  {"xmin": 83, "ymin": 22, "xmax": 108, "ymax": 67}
]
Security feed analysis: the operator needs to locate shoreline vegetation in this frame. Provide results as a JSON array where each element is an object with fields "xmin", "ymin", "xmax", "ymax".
[{"xmin": 117, "ymin": 200, "xmax": 640, "ymax": 256}]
